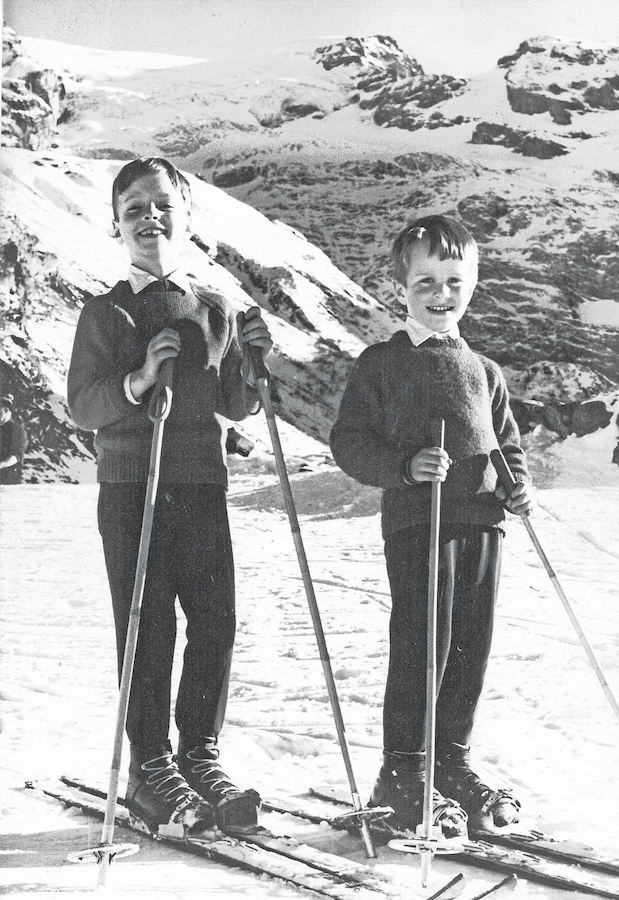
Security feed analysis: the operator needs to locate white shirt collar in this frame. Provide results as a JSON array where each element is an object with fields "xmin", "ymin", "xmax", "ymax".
[
  {"xmin": 127, "ymin": 264, "xmax": 194, "ymax": 296},
  {"xmin": 405, "ymin": 315, "xmax": 460, "ymax": 346}
]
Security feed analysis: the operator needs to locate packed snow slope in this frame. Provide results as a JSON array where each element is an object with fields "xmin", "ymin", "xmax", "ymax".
[
  {"xmin": 1, "ymin": 28, "xmax": 618, "ymax": 483},
  {"xmin": 1, "ymin": 481, "xmax": 619, "ymax": 899}
]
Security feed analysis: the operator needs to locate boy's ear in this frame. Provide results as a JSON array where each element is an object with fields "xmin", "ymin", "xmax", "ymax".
[{"xmin": 111, "ymin": 220, "xmax": 122, "ymax": 240}]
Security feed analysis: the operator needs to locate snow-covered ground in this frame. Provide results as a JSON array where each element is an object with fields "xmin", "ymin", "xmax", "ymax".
[{"xmin": 1, "ymin": 469, "xmax": 619, "ymax": 898}]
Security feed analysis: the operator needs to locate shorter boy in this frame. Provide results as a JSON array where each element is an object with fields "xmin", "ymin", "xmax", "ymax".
[
  {"xmin": 68, "ymin": 158, "xmax": 272, "ymax": 837},
  {"xmin": 330, "ymin": 215, "xmax": 533, "ymax": 836}
]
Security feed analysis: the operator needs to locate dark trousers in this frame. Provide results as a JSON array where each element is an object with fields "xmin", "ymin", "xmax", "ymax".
[
  {"xmin": 98, "ymin": 483, "xmax": 236, "ymax": 749},
  {"xmin": 383, "ymin": 525, "xmax": 502, "ymax": 754}
]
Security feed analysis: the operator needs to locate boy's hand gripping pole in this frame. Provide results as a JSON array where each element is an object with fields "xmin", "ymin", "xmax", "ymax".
[
  {"xmin": 249, "ymin": 347, "xmax": 385, "ymax": 858},
  {"xmin": 73, "ymin": 359, "xmax": 176, "ymax": 888},
  {"xmin": 491, "ymin": 448, "xmax": 619, "ymax": 727}
]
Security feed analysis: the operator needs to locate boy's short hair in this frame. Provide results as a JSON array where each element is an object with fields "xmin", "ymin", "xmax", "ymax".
[
  {"xmin": 392, "ymin": 215, "xmax": 478, "ymax": 285},
  {"xmin": 112, "ymin": 157, "xmax": 192, "ymax": 219}
]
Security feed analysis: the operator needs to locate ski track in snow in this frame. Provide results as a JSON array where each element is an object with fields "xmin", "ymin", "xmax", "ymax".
[{"xmin": 1, "ymin": 481, "xmax": 619, "ymax": 899}]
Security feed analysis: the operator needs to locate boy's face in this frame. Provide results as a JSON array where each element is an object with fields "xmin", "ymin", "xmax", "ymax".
[
  {"xmin": 398, "ymin": 240, "xmax": 478, "ymax": 333},
  {"xmin": 113, "ymin": 171, "xmax": 191, "ymax": 277}
]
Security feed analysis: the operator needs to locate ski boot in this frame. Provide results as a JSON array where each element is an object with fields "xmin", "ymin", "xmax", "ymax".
[
  {"xmin": 126, "ymin": 742, "xmax": 217, "ymax": 837},
  {"xmin": 369, "ymin": 750, "xmax": 467, "ymax": 838},
  {"xmin": 435, "ymin": 742, "xmax": 521, "ymax": 829},
  {"xmin": 177, "ymin": 736, "xmax": 261, "ymax": 833}
]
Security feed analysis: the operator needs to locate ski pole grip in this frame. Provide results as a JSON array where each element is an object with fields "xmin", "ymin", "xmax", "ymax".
[
  {"xmin": 249, "ymin": 345, "xmax": 269, "ymax": 384},
  {"xmin": 148, "ymin": 357, "xmax": 175, "ymax": 422},
  {"xmin": 490, "ymin": 448, "xmax": 517, "ymax": 494},
  {"xmin": 430, "ymin": 418, "xmax": 445, "ymax": 450}
]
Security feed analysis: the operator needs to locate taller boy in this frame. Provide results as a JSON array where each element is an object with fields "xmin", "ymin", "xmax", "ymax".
[
  {"xmin": 68, "ymin": 158, "xmax": 272, "ymax": 836},
  {"xmin": 330, "ymin": 215, "xmax": 533, "ymax": 836}
]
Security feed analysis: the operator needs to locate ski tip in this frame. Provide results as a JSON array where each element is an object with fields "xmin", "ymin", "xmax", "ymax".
[
  {"xmin": 426, "ymin": 871, "xmax": 466, "ymax": 900},
  {"xmin": 475, "ymin": 873, "xmax": 518, "ymax": 900}
]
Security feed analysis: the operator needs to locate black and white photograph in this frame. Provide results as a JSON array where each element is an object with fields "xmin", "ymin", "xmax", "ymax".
[{"xmin": 1, "ymin": 1, "xmax": 619, "ymax": 897}]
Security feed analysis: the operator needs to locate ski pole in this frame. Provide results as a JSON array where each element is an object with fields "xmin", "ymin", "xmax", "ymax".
[
  {"xmin": 420, "ymin": 418, "xmax": 445, "ymax": 888},
  {"xmin": 491, "ymin": 448, "xmax": 619, "ymax": 727},
  {"xmin": 249, "ymin": 346, "xmax": 380, "ymax": 859},
  {"xmin": 88, "ymin": 358, "xmax": 175, "ymax": 888}
]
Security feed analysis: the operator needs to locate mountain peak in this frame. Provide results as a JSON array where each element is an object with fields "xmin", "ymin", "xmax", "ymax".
[
  {"xmin": 498, "ymin": 35, "xmax": 619, "ymax": 123},
  {"xmin": 315, "ymin": 35, "xmax": 421, "ymax": 76}
]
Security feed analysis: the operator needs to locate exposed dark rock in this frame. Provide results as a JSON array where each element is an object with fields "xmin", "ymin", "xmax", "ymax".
[
  {"xmin": 457, "ymin": 193, "xmax": 509, "ymax": 240},
  {"xmin": 281, "ymin": 100, "xmax": 321, "ymax": 118},
  {"xmin": 2, "ymin": 34, "xmax": 68, "ymax": 151},
  {"xmin": 214, "ymin": 244, "xmax": 317, "ymax": 333},
  {"xmin": 213, "ymin": 165, "xmax": 259, "ymax": 188},
  {"xmin": 470, "ymin": 122, "xmax": 568, "ymax": 158},
  {"xmin": 314, "ymin": 35, "xmax": 466, "ymax": 132},
  {"xmin": 512, "ymin": 396, "xmax": 615, "ymax": 439},
  {"xmin": 497, "ymin": 39, "xmax": 548, "ymax": 68},
  {"xmin": 2, "ymin": 25, "xmax": 21, "ymax": 67},
  {"xmin": 498, "ymin": 36, "xmax": 619, "ymax": 120},
  {"xmin": 79, "ymin": 147, "xmax": 138, "ymax": 160},
  {"xmin": 584, "ymin": 77, "xmax": 619, "ymax": 110},
  {"xmin": 571, "ymin": 399, "xmax": 614, "ymax": 436},
  {"xmin": 2, "ymin": 79, "xmax": 58, "ymax": 150},
  {"xmin": 505, "ymin": 84, "xmax": 583, "ymax": 123},
  {"xmin": 315, "ymin": 35, "xmax": 421, "ymax": 76},
  {"xmin": 155, "ymin": 119, "xmax": 258, "ymax": 155},
  {"xmin": 25, "ymin": 69, "xmax": 66, "ymax": 121},
  {"xmin": 0, "ymin": 214, "xmax": 98, "ymax": 481}
]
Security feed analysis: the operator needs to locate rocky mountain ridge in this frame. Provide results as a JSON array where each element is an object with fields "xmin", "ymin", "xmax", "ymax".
[{"xmin": 1, "ymin": 27, "xmax": 618, "ymax": 482}]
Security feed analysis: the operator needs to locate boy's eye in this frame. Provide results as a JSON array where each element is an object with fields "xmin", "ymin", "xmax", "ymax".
[{"xmin": 448, "ymin": 278, "xmax": 463, "ymax": 286}]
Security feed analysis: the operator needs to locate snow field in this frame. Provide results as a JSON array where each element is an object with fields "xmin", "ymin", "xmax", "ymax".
[{"xmin": 1, "ymin": 478, "xmax": 619, "ymax": 898}]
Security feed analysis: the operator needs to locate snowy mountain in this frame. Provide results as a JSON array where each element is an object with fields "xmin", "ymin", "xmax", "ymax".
[{"xmin": 1, "ymin": 27, "xmax": 618, "ymax": 483}]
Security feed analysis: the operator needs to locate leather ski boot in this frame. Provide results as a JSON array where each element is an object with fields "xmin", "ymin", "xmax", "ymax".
[
  {"xmin": 369, "ymin": 750, "xmax": 467, "ymax": 838},
  {"xmin": 177, "ymin": 736, "xmax": 261, "ymax": 832},
  {"xmin": 126, "ymin": 742, "xmax": 216, "ymax": 837},
  {"xmin": 435, "ymin": 742, "xmax": 521, "ymax": 829}
]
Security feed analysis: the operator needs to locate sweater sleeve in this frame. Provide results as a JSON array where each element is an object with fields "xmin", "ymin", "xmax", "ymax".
[
  {"xmin": 330, "ymin": 347, "xmax": 407, "ymax": 489},
  {"xmin": 489, "ymin": 363, "xmax": 531, "ymax": 485},
  {"xmin": 67, "ymin": 298, "xmax": 140, "ymax": 431}
]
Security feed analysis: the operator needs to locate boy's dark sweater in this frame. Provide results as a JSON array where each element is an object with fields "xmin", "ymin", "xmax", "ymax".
[
  {"xmin": 330, "ymin": 330, "xmax": 529, "ymax": 537},
  {"xmin": 68, "ymin": 280, "xmax": 256, "ymax": 485}
]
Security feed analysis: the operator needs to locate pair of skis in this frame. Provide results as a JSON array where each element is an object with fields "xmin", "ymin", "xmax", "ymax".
[
  {"xmin": 35, "ymin": 777, "xmax": 520, "ymax": 900},
  {"xmin": 31, "ymin": 777, "xmax": 619, "ymax": 899}
]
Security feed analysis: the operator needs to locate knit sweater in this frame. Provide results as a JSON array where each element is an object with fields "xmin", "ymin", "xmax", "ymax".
[
  {"xmin": 330, "ymin": 331, "xmax": 529, "ymax": 537},
  {"xmin": 67, "ymin": 280, "xmax": 257, "ymax": 485}
]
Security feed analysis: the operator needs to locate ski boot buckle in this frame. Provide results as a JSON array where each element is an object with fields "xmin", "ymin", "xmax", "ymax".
[{"xmin": 332, "ymin": 805, "xmax": 393, "ymax": 829}]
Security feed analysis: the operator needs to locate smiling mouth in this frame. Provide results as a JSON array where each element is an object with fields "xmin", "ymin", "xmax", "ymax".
[
  {"xmin": 138, "ymin": 228, "xmax": 166, "ymax": 237},
  {"xmin": 426, "ymin": 305, "xmax": 454, "ymax": 312}
]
